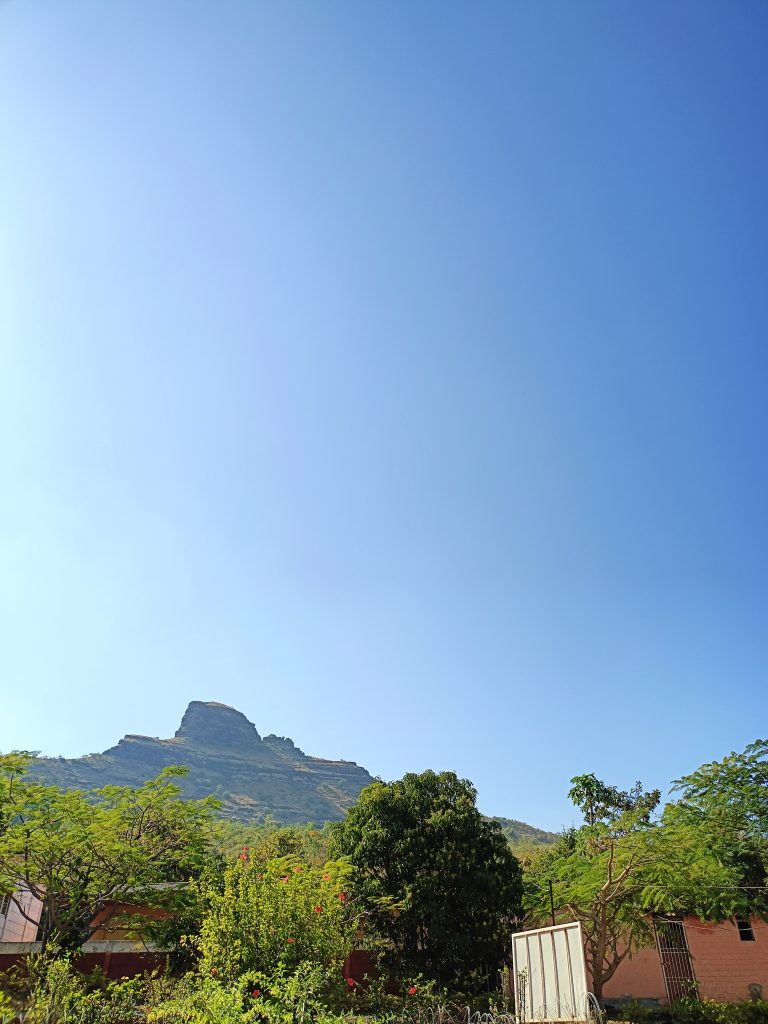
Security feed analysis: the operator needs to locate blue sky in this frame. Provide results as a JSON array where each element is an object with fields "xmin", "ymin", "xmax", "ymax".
[{"xmin": 1, "ymin": 1, "xmax": 766, "ymax": 832}]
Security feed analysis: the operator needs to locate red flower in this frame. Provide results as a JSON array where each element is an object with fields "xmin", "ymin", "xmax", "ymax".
[
  {"xmin": 322, "ymin": 873, "xmax": 331, "ymax": 881},
  {"xmin": 286, "ymin": 937, "xmax": 295, "ymax": 943},
  {"xmin": 346, "ymin": 978, "xmax": 356, "ymax": 988},
  {"xmin": 210, "ymin": 968, "xmax": 218, "ymax": 976},
  {"xmin": 239, "ymin": 853, "xmax": 248, "ymax": 861},
  {"xmin": 251, "ymin": 990, "xmax": 261, "ymax": 998},
  {"xmin": 313, "ymin": 905, "xmax": 323, "ymax": 914},
  {"xmin": 338, "ymin": 892, "xmax": 346, "ymax": 902},
  {"xmin": 408, "ymin": 986, "xmax": 417, "ymax": 996}
]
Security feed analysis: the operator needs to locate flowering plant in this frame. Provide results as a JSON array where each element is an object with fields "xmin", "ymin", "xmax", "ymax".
[{"xmin": 196, "ymin": 854, "xmax": 358, "ymax": 987}]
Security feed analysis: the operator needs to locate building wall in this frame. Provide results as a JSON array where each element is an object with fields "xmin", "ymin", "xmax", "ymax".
[
  {"xmin": 600, "ymin": 917, "xmax": 768, "ymax": 1005},
  {"xmin": 89, "ymin": 902, "xmax": 170, "ymax": 940},
  {"xmin": 685, "ymin": 917, "xmax": 768, "ymax": 1003},
  {"xmin": 601, "ymin": 944, "xmax": 666, "ymax": 1002},
  {"xmin": 0, "ymin": 890, "xmax": 42, "ymax": 942}
]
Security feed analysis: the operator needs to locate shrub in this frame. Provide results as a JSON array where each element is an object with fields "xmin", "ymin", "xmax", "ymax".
[
  {"xmin": 607, "ymin": 997, "xmax": 768, "ymax": 1024},
  {"xmin": 195, "ymin": 854, "xmax": 359, "ymax": 990}
]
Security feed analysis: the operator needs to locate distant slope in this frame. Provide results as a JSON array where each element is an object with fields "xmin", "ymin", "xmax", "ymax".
[{"xmin": 486, "ymin": 815, "xmax": 558, "ymax": 846}]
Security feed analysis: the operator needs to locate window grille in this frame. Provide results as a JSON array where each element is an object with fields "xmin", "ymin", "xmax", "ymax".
[
  {"xmin": 0, "ymin": 893, "xmax": 10, "ymax": 917},
  {"xmin": 654, "ymin": 918, "xmax": 698, "ymax": 1002},
  {"xmin": 737, "ymin": 919, "xmax": 755, "ymax": 942}
]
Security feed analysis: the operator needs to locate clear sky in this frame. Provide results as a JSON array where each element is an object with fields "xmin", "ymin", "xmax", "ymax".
[{"xmin": 1, "ymin": 1, "xmax": 766, "ymax": 832}]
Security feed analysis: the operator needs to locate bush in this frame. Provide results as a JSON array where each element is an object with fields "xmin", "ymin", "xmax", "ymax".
[
  {"xmin": 607, "ymin": 997, "xmax": 768, "ymax": 1024},
  {"xmin": 14, "ymin": 955, "xmax": 148, "ymax": 1024},
  {"xmin": 195, "ymin": 854, "xmax": 359, "ymax": 993},
  {"xmin": 669, "ymin": 998, "xmax": 768, "ymax": 1024},
  {"xmin": 147, "ymin": 964, "xmax": 353, "ymax": 1024}
]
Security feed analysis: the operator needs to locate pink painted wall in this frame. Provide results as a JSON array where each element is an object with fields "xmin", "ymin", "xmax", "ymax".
[
  {"xmin": 599, "ymin": 917, "xmax": 768, "ymax": 1005},
  {"xmin": 0, "ymin": 889, "xmax": 42, "ymax": 942},
  {"xmin": 601, "ymin": 944, "xmax": 666, "ymax": 1002},
  {"xmin": 686, "ymin": 917, "xmax": 768, "ymax": 1003}
]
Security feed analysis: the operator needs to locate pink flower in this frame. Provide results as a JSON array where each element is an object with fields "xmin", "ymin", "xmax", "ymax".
[
  {"xmin": 281, "ymin": 876, "xmax": 289, "ymax": 883},
  {"xmin": 314, "ymin": 905, "xmax": 323, "ymax": 914},
  {"xmin": 293, "ymin": 865, "xmax": 302, "ymax": 873},
  {"xmin": 322, "ymin": 873, "xmax": 331, "ymax": 881}
]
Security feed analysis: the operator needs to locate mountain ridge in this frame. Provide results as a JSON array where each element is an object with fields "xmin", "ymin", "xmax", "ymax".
[{"xmin": 29, "ymin": 701, "xmax": 554, "ymax": 840}]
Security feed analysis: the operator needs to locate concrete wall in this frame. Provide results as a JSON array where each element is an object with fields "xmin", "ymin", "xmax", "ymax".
[{"xmin": 0, "ymin": 890, "xmax": 42, "ymax": 942}]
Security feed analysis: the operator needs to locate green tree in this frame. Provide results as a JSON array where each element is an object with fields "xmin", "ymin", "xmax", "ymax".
[
  {"xmin": 526, "ymin": 776, "xmax": 733, "ymax": 1006},
  {"xmin": 0, "ymin": 753, "xmax": 217, "ymax": 950},
  {"xmin": 568, "ymin": 774, "xmax": 660, "ymax": 827},
  {"xmin": 667, "ymin": 738, "xmax": 768, "ymax": 919},
  {"xmin": 329, "ymin": 770, "xmax": 522, "ymax": 991}
]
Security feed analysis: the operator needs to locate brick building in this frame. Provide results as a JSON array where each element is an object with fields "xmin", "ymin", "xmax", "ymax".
[{"xmin": 602, "ymin": 916, "xmax": 768, "ymax": 1005}]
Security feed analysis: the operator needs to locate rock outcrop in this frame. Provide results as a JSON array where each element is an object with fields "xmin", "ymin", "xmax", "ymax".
[{"xmin": 30, "ymin": 701, "xmax": 374, "ymax": 823}]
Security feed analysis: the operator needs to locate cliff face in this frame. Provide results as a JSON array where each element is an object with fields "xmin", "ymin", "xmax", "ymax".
[{"xmin": 30, "ymin": 701, "xmax": 375, "ymax": 824}]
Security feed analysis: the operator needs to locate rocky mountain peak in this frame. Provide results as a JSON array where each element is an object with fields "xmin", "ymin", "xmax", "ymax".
[{"xmin": 174, "ymin": 700, "xmax": 263, "ymax": 751}]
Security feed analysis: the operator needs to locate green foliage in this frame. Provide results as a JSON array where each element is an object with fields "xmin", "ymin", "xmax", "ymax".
[
  {"xmin": 215, "ymin": 821, "xmax": 331, "ymax": 867},
  {"xmin": 670, "ymin": 739, "xmax": 768, "ymax": 918},
  {"xmin": 672, "ymin": 740, "xmax": 768, "ymax": 843},
  {"xmin": 525, "ymin": 809, "xmax": 659, "ymax": 1003},
  {"xmin": 0, "ymin": 990, "xmax": 14, "ymax": 1024},
  {"xmin": 329, "ymin": 770, "xmax": 523, "ymax": 991},
  {"xmin": 568, "ymin": 774, "xmax": 660, "ymax": 827},
  {"xmin": 147, "ymin": 963, "xmax": 357, "ymax": 1024},
  {"xmin": 194, "ymin": 853, "xmax": 358, "ymax": 989},
  {"xmin": 526, "ymin": 773, "xmax": 732, "ymax": 1005},
  {"xmin": 15, "ymin": 954, "xmax": 161, "ymax": 1024},
  {"xmin": 0, "ymin": 752, "xmax": 218, "ymax": 950},
  {"xmin": 609, "ymin": 998, "xmax": 768, "ymax": 1024}
]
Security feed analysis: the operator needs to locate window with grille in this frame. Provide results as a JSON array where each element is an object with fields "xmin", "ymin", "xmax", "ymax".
[
  {"xmin": 737, "ymin": 919, "xmax": 755, "ymax": 942},
  {"xmin": 654, "ymin": 918, "xmax": 698, "ymax": 1002},
  {"xmin": 0, "ymin": 893, "xmax": 10, "ymax": 917}
]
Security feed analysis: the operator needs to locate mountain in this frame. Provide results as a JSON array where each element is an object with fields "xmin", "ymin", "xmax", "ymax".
[
  {"xmin": 30, "ymin": 701, "xmax": 374, "ymax": 824},
  {"xmin": 486, "ymin": 816, "xmax": 558, "ymax": 847},
  {"xmin": 29, "ymin": 701, "xmax": 555, "ymax": 840}
]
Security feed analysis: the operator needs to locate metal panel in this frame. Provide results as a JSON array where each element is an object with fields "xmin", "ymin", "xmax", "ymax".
[{"xmin": 512, "ymin": 922, "xmax": 591, "ymax": 1022}]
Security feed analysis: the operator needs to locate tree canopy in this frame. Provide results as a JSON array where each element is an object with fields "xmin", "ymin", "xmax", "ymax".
[
  {"xmin": 526, "ymin": 770, "xmax": 744, "ymax": 1005},
  {"xmin": 0, "ymin": 753, "xmax": 217, "ymax": 949},
  {"xmin": 329, "ymin": 769, "xmax": 522, "ymax": 990}
]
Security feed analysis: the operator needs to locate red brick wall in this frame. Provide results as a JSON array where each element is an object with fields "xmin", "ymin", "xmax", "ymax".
[{"xmin": 0, "ymin": 949, "xmax": 169, "ymax": 980}]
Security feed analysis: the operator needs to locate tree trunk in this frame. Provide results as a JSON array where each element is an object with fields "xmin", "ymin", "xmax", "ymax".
[{"xmin": 592, "ymin": 971, "xmax": 604, "ymax": 1008}]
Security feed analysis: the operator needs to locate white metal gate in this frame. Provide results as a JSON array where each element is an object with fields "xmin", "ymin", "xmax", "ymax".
[{"xmin": 511, "ymin": 923, "xmax": 592, "ymax": 1022}]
